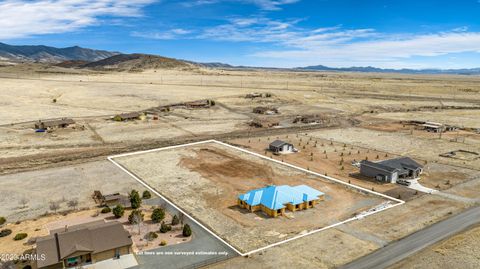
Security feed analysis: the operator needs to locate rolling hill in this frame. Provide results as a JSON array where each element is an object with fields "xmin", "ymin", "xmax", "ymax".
[
  {"xmin": 0, "ymin": 42, "xmax": 118, "ymax": 63},
  {"xmin": 80, "ymin": 53, "xmax": 193, "ymax": 71}
]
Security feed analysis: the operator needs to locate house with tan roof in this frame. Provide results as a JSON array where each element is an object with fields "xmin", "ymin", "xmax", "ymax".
[{"xmin": 35, "ymin": 220, "xmax": 133, "ymax": 269}]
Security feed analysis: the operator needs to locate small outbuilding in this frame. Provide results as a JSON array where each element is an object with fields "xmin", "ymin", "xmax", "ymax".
[
  {"xmin": 360, "ymin": 157, "xmax": 423, "ymax": 183},
  {"xmin": 92, "ymin": 191, "xmax": 129, "ymax": 207},
  {"xmin": 238, "ymin": 185, "xmax": 325, "ymax": 218},
  {"xmin": 269, "ymin": 140, "xmax": 295, "ymax": 154},
  {"xmin": 253, "ymin": 106, "xmax": 278, "ymax": 115},
  {"xmin": 113, "ymin": 112, "xmax": 142, "ymax": 121}
]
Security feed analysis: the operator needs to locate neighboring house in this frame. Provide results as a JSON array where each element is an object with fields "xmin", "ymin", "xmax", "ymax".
[
  {"xmin": 360, "ymin": 157, "xmax": 423, "ymax": 183},
  {"xmin": 422, "ymin": 122, "xmax": 445, "ymax": 133},
  {"xmin": 185, "ymin": 99, "xmax": 212, "ymax": 108},
  {"xmin": 113, "ymin": 112, "xmax": 141, "ymax": 121},
  {"xmin": 249, "ymin": 118, "xmax": 279, "ymax": 128},
  {"xmin": 35, "ymin": 221, "xmax": 133, "ymax": 269},
  {"xmin": 252, "ymin": 106, "xmax": 278, "ymax": 115},
  {"xmin": 269, "ymin": 140, "xmax": 295, "ymax": 154},
  {"xmin": 238, "ymin": 185, "xmax": 325, "ymax": 218},
  {"xmin": 293, "ymin": 115, "xmax": 326, "ymax": 124},
  {"xmin": 422, "ymin": 121, "xmax": 459, "ymax": 133},
  {"xmin": 34, "ymin": 118, "xmax": 75, "ymax": 130}
]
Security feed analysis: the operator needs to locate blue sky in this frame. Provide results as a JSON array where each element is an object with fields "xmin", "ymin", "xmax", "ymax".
[{"xmin": 1, "ymin": 0, "xmax": 480, "ymax": 68}]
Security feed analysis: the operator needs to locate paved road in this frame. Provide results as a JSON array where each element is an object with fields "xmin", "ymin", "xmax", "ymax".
[
  {"xmin": 132, "ymin": 198, "xmax": 238, "ymax": 269},
  {"xmin": 340, "ymin": 205, "xmax": 480, "ymax": 269}
]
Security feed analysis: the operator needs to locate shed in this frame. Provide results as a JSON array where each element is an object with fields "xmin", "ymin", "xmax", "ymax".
[
  {"xmin": 113, "ymin": 112, "xmax": 141, "ymax": 121},
  {"xmin": 269, "ymin": 140, "xmax": 295, "ymax": 154},
  {"xmin": 249, "ymin": 118, "xmax": 279, "ymax": 128}
]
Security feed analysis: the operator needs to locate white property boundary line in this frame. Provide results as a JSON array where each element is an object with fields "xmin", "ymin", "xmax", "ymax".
[{"xmin": 108, "ymin": 139, "xmax": 405, "ymax": 257}]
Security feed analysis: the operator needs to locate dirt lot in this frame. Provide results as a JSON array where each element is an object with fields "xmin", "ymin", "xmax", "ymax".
[
  {"xmin": 0, "ymin": 160, "xmax": 147, "ymax": 222},
  {"xmin": 373, "ymin": 109, "xmax": 480, "ymax": 129},
  {"xmin": 306, "ymin": 127, "xmax": 480, "ymax": 185},
  {"xmin": 113, "ymin": 142, "xmax": 389, "ymax": 253},
  {"xmin": 210, "ymin": 228, "xmax": 379, "ymax": 269},
  {"xmin": 389, "ymin": 224, "xmax": 480, "ymax": 269},
  {"xmin": 207, "ymin": 193, "xmax": 470, "ymax": 269},
  {"xmin": 230, "ymin": 133, "xmax": 478, "ymax": 195},
  {"xmin": 2, "ymin": 67, "xmax": 480, "ymax": 172},
  {"xmin": 1, "ymin": 66, "xmax": 480, "ymax": 268},
  {"xmin": 230, "ymin": 135, "xmax": 416, "ymax": 197}
]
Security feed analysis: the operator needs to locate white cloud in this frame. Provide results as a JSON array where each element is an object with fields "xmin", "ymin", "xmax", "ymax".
[
  {"xmin": 182, "ymin": 0, "xmax": 300, "ymax": 10},
  {"xmin": 181, "ymin": 0, "xmax": 220, "ymax": 8},
  {"xmin": 131, "ymin": 28, "xmax": 192, "ymax": 40},
  {"xmin": 246, "ymin": 0, "xmax": 300, "ymax": 10},
  {"xmin": 0, "ymin": 0, "xmax": 155, "ymax": 39},
  {"xmin": 254, "ymin": 30, "xmax": 480, "ymax": 67},
  {"xmin": 197, "ymin": 16, "xmax": 303, "ymax": 42}
]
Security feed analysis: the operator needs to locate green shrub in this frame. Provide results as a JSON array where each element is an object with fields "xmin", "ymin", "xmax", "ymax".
[
  {"xmin": 0, "ymin": 217, "xmax": 5, "ymax": 226},
  {"xmin": 112, "ymin": 205, "xmax": 124, "ymax": 218},
  {"xmin": 159, "ymin": 221, "xmax": 171, "ymax": 233},
  {"xmin": 128, "ymin": 210, "xmax": 144, "ymax": 224},
  {"xmin": 182, "ymin": 224, "xmax": 192, "ymax": 237},
  {"xmin": 171, "ymin": 215, "xmax": 180, "ymax": 226},
  {"xmin": 0, "ymin": 229, "xmax": 12, "ymax": 237},
  {"xmin": 129, "ymin": 190, "xmax": 142, "ymax": 209},
  {"xmin": 101, "ymin": 207, "xmax": 111, "ymax": 214},
  {"xmin": 145, "ymin": 231, "xmax": 158, "ymax": 241},
  {"xmin": 160, "ymin": 240, "xmax": 167, "ymax": 246},
  {"xmin": 14, "ymin": 233, "xmax": 28, "ymax": 241},
  {"xmin": 151, "ymin": 208, "xmax": 165, "ymax": 223},
  {"xmin": 142, "ymin": 190, "xmax": 152, "ymax": 199}
]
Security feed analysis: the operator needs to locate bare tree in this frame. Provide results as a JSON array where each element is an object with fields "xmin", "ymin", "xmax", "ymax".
[
  {"xmin": 19, "ymin": 197, "xmax": 29, "ymax": 209},
  {"xmin": 178, "ymin": 212, "xmax": 185, "ymax": 225},
  {"xmin": 67, "ymin": 199, "xmax": 79, "ymax": 211},
  {"xmin": 49, "ymin": 201, "xmax": 61, "ymax": 213},
  {"xmin": 128, "ymin": 210, "xmax": 144, "ymax": 235}
]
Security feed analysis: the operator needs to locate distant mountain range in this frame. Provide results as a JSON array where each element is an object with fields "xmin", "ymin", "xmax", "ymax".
[
  {"xmin": 1, "ymin": 42, "xmax": 480, "ymax": 74},
  {"xmin": 0, "ymin": 42, "xmax": 118, "ymax": 62},
  {"xmin": 298, "ymin": 65, "xmax": 480, "ymax": 75}
]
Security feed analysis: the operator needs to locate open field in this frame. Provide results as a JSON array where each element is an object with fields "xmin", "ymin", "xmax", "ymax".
[
  {"xmin": 208, "ymin": 194, "xmax": 470, "ymax": 269},
  {"xmin": 373, "ymin": 109, "xmax": 480, "ymax": 128},
  {"xmin": 1, "ymin": 66, "xmax": 480, "ymax": 175},
  {"xmin": 230, "ymin": 132, "xmax": 480, "ymax": 193},
  {"xmin": 307, "ymin": 127, "xmax": 480, "ymax": 173},
  {"xmin": 1, "ymin": 65, "xmax": 480, "ymax": 268},
  {"xmin": 0, "ymin": 160, "xmax": 147, "ymax": 222},
  {"xmin": 113, "ymin": 141, "xmax": 390, "ymax": 253}
]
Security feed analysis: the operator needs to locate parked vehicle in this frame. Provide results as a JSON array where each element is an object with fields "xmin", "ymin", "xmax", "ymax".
[{"xmin": 396, "ymin": 179, "xmax": 411, "ymax": 186}]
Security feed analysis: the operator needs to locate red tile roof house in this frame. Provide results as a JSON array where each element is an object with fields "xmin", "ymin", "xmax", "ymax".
[{"xmin": 35, "ymin": 220, "xmax": 133, "ymax": 269}]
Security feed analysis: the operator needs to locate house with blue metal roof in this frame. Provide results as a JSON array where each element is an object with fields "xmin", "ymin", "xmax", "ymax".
[{"xmin": 237, "ymin": 185, "xmax": 325, "ymax": 217}]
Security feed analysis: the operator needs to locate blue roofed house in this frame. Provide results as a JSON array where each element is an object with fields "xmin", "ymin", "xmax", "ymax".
[{"xmin": 237, "ymin": 185, "xmax": 325, "ymax": 218}]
